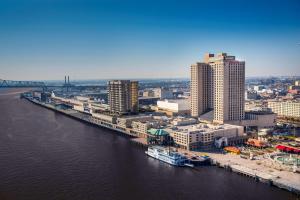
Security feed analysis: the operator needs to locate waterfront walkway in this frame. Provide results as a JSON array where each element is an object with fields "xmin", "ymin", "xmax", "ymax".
[{"xmin": 178, "ymin": 149, "xmax": 300, "ymax": 194}]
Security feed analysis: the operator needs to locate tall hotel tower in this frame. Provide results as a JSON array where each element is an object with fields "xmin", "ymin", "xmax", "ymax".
[
  {"xmin": 190, "ymin": 53, "xmax": 245, "ymax": 124},
  {"xmin": 108, "ymin": 80, "xmax": 139, "ymax": 115}
]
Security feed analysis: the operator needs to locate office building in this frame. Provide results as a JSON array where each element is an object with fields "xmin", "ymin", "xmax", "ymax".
[
  {"xmin": 108, "ymin": 80, "xmax": 139, "ymax": 115},
  {"xmin": 130, "ymin": 81, "xmax": 139, "ymax": 113},
  {"xmin": 190, "ymin": 63, "xmax": 212, "ymax": 117},
  {"xmin": 190, "ymin": 53, "xmax": 245, "ymax": 123}
]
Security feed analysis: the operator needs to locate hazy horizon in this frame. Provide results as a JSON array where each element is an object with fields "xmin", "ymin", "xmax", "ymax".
[{"xmin": 2, "ymin": 75, "xmax": 299, "ymax": 83}]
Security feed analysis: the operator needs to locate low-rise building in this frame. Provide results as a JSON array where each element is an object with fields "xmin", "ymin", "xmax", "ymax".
[
  {"xmin": 141, "ymin": 88, "xmax": 173, "ymax": 99},
  {"xmin": 41, "ymin": 92, "xmax": 51, "ymax": 102},
  {"xmin": 131, "ymin": 120, "xmax": 161, "ymax": 138},
  {"xmin": 171, "ymin": 117, "xmax": 197, "ymax": 126},
  {"xmin": 153, "ymin": 88, "xmax": 173, "ymax": 99},
  {"xmin": 138, "ymin": 97, "xmax": 160, "ymax": 105},
  {"xmin": 92, "ymin": 113, "xmax": 117, "ymax": 124},
  {"xmin": 91, "ymin": 103, "xmax": 110, "ymax": 113},
  {"xmin": 268, "ymin": 100, "xmax": 300, "ymax": 118},
  {"xmin": 254, "ymin": 85, "xmax": 265, "ymax": 93},
  {"xmin": 288, "ymin": 89, "xmax": 300, "ymax": 95},
  {"xmin": 200, "ymin": 109, "xmax": 276, "ymax": 129},
  {"xmin": 51, "ymin": 95, "xmax": 89, "ymax": 112},
  {"xmin": 143, "ymin": 90, "xmax": 155, "ymax": 97},
  {"xmin": 242, "ymin": 111, "xmax": 276, "ymax": 128},
  {"xmin": 156, "ymin": 99, "xmax": 190, "ymax": 116},
  {"xmin": 166, "ymin": 123, "xmax": 245, "ymax": 150},
  {"xmin": 116, "ymin": 115, "xmax": 153, "ymax": 129},
  {"xmin": 245, "ymin": 90, "xmax": 258, "ymax": 100}
]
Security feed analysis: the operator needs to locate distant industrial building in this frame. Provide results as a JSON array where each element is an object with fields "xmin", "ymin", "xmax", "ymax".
[{"xmin": 108, "ymin": 80, "xmax": 139, "ymax": 115}]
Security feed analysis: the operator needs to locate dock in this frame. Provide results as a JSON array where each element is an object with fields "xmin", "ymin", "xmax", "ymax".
[
  {"xmin": 25, "ymin": 98, "xmax": 144, "ymax": 140},
  {"xmin": 209, "ymin": 153, "xmax": 300, "ymax": 195}
]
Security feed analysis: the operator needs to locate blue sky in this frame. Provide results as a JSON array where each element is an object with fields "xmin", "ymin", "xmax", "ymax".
[{"xmin": 0, "ymin": 0, "xmax": 299, "ymax": 80}]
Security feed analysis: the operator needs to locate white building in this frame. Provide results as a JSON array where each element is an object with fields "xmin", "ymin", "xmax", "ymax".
[
  {"xmin": 157, "ymin": 99, "xmax": 190, "ymax": 116},
  {"xmin": 253, "ymin": 85, "xmax": 265, "ymax": 92}
]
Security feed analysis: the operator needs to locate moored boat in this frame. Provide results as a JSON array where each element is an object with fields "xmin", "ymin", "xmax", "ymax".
[{"xmin": 145, "ymin": 146, "xmax": 191, "ymax": 167}]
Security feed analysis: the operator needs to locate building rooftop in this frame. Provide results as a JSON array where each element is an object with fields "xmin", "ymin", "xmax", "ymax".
[
  {"xmin": 170, "ymin": 123, "xmax": 242, "ymax": 134},
  {"xmin": 117, "ymin": 114, "xmax": 152, "ymax": 119}
]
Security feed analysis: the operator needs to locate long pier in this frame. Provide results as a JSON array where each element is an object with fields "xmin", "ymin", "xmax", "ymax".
[{"xmin": 25, "ymin": 98, "xmax": 142, "ymax": 140}]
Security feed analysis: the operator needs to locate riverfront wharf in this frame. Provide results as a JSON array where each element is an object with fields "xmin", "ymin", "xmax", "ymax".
[
  {"xmin": 24, "ymin": 97, "xmax": 300, "ymax": 196},
  {"xmin": 177, "ymin": 148, "xmax": 300, "ymax": 195}
]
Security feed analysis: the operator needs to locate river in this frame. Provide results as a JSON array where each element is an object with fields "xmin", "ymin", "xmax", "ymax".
[{"xmin": 0, "ymin": 89, "xmax": 296, "ymax": 200}]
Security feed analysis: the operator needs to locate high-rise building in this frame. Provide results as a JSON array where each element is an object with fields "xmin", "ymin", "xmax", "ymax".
[
  {"xmin": 108, "ymin": 80, "xmax": 139, "ymax": 115},
  {"xmin": 190, "ymin": 63, "xmax": 211, "ymax": 117},
  {"xmin": 190, "ymin": 53, "xmax": 245, "ymax": 124},
  {"xmin": 130, "ymin": 81, "xmax": 139, "ymax": 113}
]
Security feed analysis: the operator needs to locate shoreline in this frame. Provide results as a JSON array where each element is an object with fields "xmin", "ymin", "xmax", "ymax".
[{"xmin": 23, "ymin": 97, "xmax": 300, "ymax": 196}]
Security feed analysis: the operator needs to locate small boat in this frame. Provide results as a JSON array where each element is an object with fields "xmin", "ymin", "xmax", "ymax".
[{"xmin": 187, "ymin": 155, "xmax": 211, "ymax": 166}]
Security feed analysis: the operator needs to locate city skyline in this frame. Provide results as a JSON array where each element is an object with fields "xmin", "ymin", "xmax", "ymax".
[
  {"xmin": 1, "ymin": 1, "xmax": 300, "ymax": 199},
  {"xmin": 1, "ymin": 0, "xmax": 300, "ymax": 80}
]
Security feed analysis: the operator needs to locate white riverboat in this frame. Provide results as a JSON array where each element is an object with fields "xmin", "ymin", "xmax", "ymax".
[{"xmin": 145, "ymin": 146, "xmax": 192, "ymax": 167}]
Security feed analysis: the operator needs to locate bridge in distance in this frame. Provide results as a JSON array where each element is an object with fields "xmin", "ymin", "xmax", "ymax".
[
  {"xmin": 0, "ymin": 79, "xmax": 45, "ymax": 88},
  {"xmin": 0, "ymin": 79, "xmax": 105, "ymax": 89}
]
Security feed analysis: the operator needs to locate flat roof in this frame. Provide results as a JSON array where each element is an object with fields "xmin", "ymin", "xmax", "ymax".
[{"xmin": 170, "ymin": 123, "xmax": 242, "ymax": 134}]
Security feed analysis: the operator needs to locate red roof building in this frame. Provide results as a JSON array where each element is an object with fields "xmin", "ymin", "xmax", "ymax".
[{"xmin": 276, "ymin": 145, "xmax": 300, "ymax": 154}]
